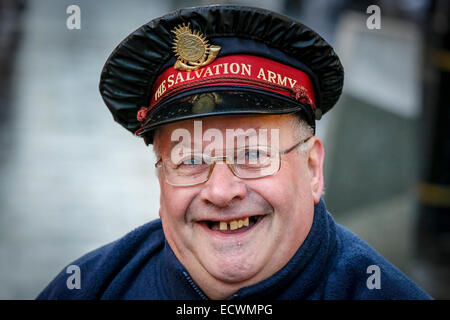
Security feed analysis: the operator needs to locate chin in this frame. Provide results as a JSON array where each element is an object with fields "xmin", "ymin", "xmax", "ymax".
[{"xmin": 202, "ymin": 252, "xmax": 263, "ymax": 284}]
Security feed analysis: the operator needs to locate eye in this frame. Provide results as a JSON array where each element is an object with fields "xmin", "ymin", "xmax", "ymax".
[
  {"xmin": 182, "ymin": 157, "xmax": 202, "ymax": 165},
  {"xmin": 246, "ymin": 148, "xmax": 271, "ymax": 159},
  {"xmin": 177, "ymin": 154, "xmax": 203, "ymax": 167},
  {"xmin": 245, "ymin": 150, "xmax": 261, "ymax": 160},
  {"xmin": 239, "ymin": 147, "xmax": 272, "ymax": 166}
]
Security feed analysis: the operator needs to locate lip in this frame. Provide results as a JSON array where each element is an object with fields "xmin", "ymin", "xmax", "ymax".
[
  {"xmin": 195, "ymin": 213, "xmax": 267, "ymax": 223},
  {"xmin": 197, "ymin": 214, "xmax": 268, "ymax": 240}
]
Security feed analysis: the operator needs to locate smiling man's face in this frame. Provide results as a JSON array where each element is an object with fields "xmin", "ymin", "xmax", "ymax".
[{"xmin": 153, "ymin": 114, "xmax": 324, "ymax": 299}]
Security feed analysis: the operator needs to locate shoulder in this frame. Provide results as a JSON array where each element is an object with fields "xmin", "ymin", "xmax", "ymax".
[
  {"xmin": 324, "ymin": 223, "xmax": 432, "ymax": 300},
  {"xmin": 36, "ymin": 219, "xmax": 165, "ymax": 300}
]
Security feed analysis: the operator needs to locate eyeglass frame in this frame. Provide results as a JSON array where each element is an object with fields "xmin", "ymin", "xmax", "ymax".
[{"xmin": 155, "ymin": 136, "xmax": 313, "ymax": 187}]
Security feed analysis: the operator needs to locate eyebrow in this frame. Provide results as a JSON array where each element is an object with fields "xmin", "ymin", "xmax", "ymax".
[{"xmin": 165, "ymin": 125, "xmax": 277, "ymax": 149}]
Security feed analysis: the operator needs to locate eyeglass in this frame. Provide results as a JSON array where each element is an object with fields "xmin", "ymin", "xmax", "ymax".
[{"xmin": 155, "ymin": 136, "xmax": 313, "ymax": 187}]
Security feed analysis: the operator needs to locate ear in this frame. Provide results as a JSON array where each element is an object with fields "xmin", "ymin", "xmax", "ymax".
[{"xmin": 307, "ymin": 137, "xmax": 325, "ymax": 204}]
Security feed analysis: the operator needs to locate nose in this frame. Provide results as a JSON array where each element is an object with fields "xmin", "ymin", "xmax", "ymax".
[{"xmin": 199, "ymin": 162, "xmax": 247, "ymax": 208}]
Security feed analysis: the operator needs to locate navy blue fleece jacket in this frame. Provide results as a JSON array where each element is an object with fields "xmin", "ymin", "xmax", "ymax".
[{"xmin": 37, "ymin": 199, "xmax": 431, "ymax": 299}]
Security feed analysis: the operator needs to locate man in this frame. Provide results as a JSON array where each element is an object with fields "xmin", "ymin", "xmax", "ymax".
[{"xmin": 37, "ymin": 5, "xmax": 431, "ymax": 299}]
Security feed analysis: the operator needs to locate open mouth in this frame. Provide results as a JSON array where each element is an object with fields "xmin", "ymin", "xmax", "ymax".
[{"xmin": 199, "ymin": 215, "xmax": 265, "ymax": 234}]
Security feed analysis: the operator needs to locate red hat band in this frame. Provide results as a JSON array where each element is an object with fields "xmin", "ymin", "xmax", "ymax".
[{"xmin": 138, "ymin": 54, "xmax": 316, "ymax": 123}]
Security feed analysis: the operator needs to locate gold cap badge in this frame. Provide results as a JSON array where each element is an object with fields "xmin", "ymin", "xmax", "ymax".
[{"xmin": 171, "ymin": 23, "xmax": 221, "ymax": 71}]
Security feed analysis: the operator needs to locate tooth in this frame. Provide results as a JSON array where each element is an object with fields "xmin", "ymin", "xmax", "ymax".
[
  {"xmin": 220, "ymin": 221, "xmax": 228, "ymax": 230},
  {"xmin": 238, "ymin": 220, "xmax": 244, "ymax": 228},
  {"xmin": 244, "ymin": 217, "xmax": 249, "ymax": 227},
  {"xmin": 230, "ymin": 220, "xmax": 238, "ymax": 230}
]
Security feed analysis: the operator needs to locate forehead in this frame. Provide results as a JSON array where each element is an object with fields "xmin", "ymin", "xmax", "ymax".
[
  {"xmin": 157, "ymin": 114, "xmax": 296, "ymax": 137},
  {"xmin": 153, "ymin": 114, "xmax": 298, "ymax": 154}
]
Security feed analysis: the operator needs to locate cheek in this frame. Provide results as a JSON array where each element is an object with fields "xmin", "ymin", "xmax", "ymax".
[
  {"xmin": 250, "ymin": 159, "xmax": 311, "ymax": 212},
  {"xmin": 159, "ymin": 179, "xmax": 196, "ymax": 223}
]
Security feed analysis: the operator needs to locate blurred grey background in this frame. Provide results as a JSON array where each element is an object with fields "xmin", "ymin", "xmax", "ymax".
[{"xmin": 0, "ymin": 0, "xmax": 449, "ymax": 299}]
